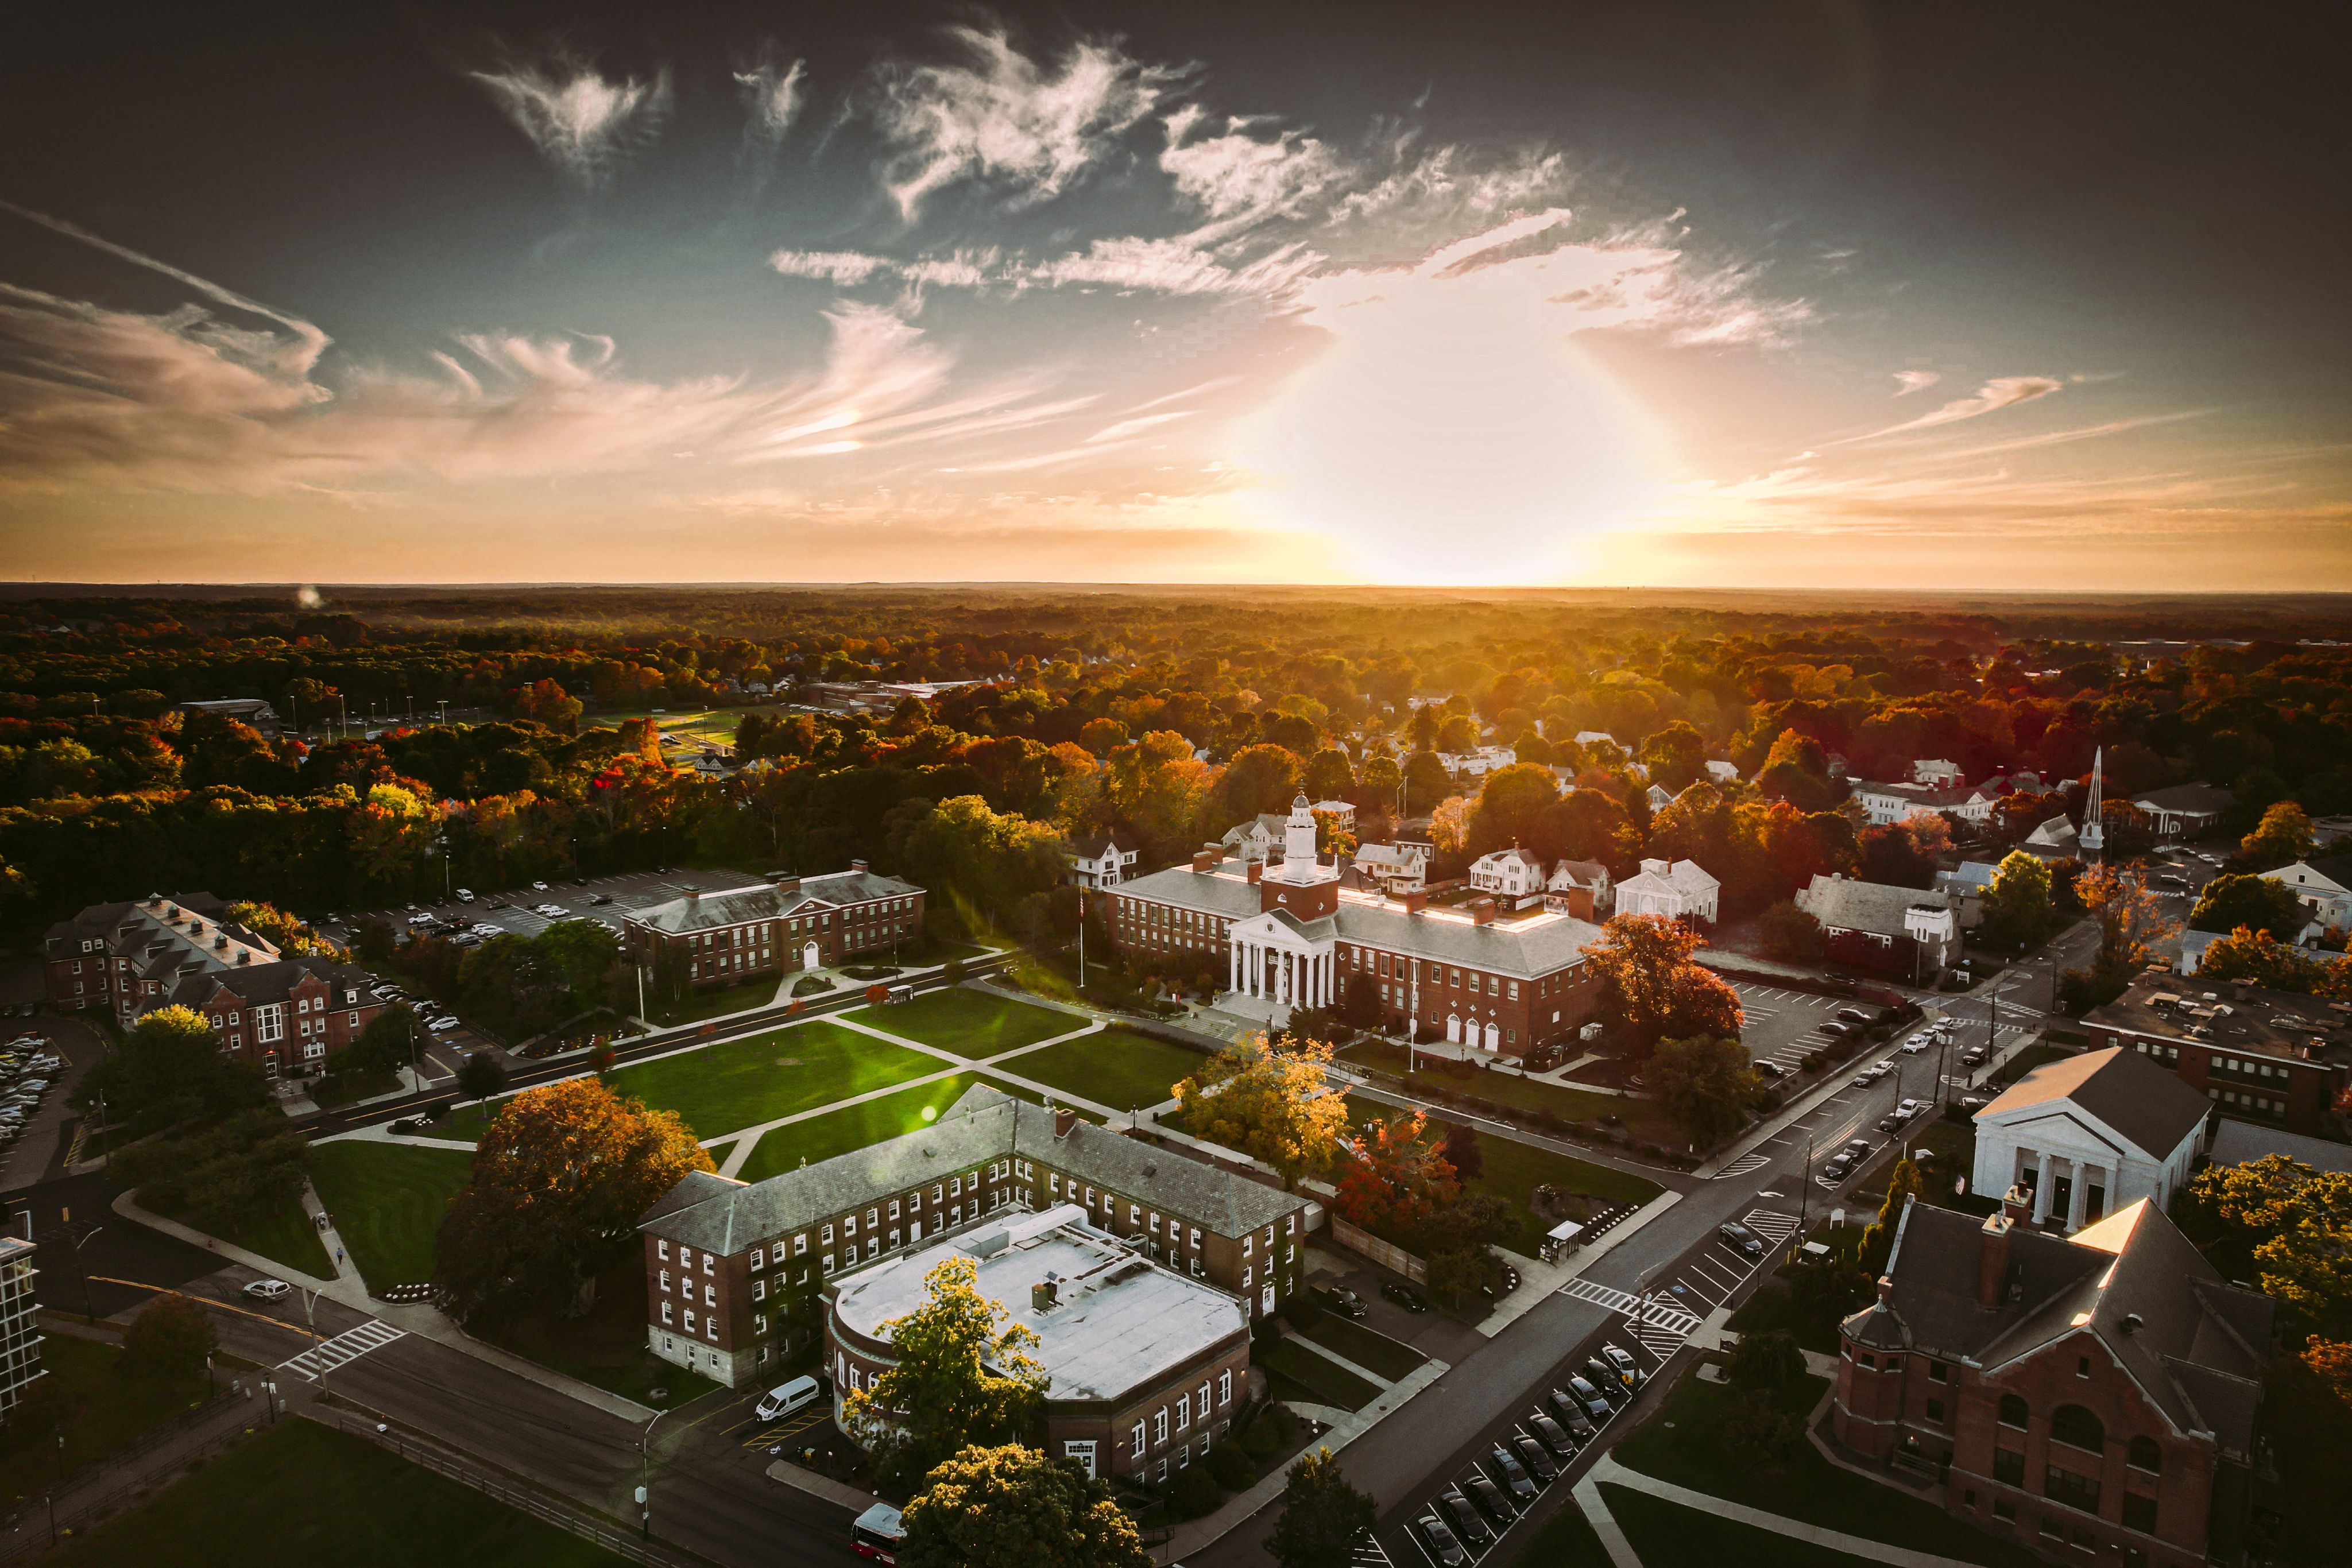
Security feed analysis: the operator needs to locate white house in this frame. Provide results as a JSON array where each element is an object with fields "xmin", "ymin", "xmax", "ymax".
[
  {"xmin": 1793, "ymin": 873, "xmax": 1971, "ymax": 978},
  {"xmin": 1351, "ymin": 841, "xmax": 1430, "ymax": 893},
  {"xmin": 1220, "ymin": 814, "xmax": 1289, "ymax": 863},
  {"xmin": 1067, "ymin": 831, "xmax": 1140, "ymax": 890},
  {"xmin": 1615, "ymin": 858, "xmax": 1719, "ymax": 924},
  {"xmin": 1643, "ymin": 783, "xmax": 1674, "ymax": 813},
  {"xmin": 1437, "ymin": 746, "xmax": 1516, "ymax": 780},
  {"xmin": 1468, "ymin": 847, "xmax": 1548, "ymax": 902},
  {"xmin": 1311, "ymin": 799, "xmax": 1357, "ymax": 832},
  {"xmin": 2261, "ymin": 854, "xmax": 2352, "ymax": 932},
  {"xmin": 1851, "ymin": 778, "xmax": 1997, "ymax": 827},
  {"xmin": 1970, "ymin": 1047, "xmax": 2210, "ymax": 1233},
  {"xmin": 1704, "ymin": 759, "xmax": 1740, "ymax": 785},
  {"xmin": 1573, "ymin": 731, "xmax": 1618, "ymax": 750},
  {"xmin": 1912, "ymin": 758, "xmax": 1964, "ymax": 788},
  {"xmin": 1544, "ymin": 860, "xmax": 1612, "ymax": 919}
]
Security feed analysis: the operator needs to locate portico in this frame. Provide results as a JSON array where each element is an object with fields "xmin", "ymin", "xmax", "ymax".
[
  {"xmin": 1968, "ymin": 1046, "xmax": 2208, "ymax": 1237},
  {"xmin": 1227, "ymin": 911, "xmax": 1337, "ymax": 1010}
]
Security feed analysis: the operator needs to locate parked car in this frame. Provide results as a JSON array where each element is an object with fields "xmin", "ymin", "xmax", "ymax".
[
  {"xmin": 1719, "ymin": 1221, "xmax": 1765, "ymax": 1257},
  {"xmin": 755, "ymin": 1375, "xmax": 822, "ymax": 1422},
  {"xmin": 454, "ymin": 888, "xmax": 474, "ymax": 902},
  {"xmin": 1820, "ymin": 1020, "xmax": 1854, "ymax": 1039},
  {"xmin": 1755, "ymin": 1059, "xmax": 1789, "ymax": 1078},
  {"xmin": 1488, "ymin": 1445, "xmax": 1538, "ymax": 1503},
  {"xmin": 1900, "ymin": 1038, "xmax": 1928, "ymax": 1054},
  {"xmin": 1822, "ymin": 1156, "xmax": 1852, "ymax": 1182},
  {"xmin": 531, "ymin": 881, "xmax": 550, "ymax": 891},
  {"xmin": 430, "ymin": 1017, "xmax": 461, "ymax": 1033},
  {"xmin": 1846, "ymin": 1138, "xmax": 1874, "ymax": 1159},
  {"xmin": 1836, "ymin": 1006, "xmax": 1879, "ymax": 1025},
  {"xmin": 1382, "ymin": 1280, "xmax": 1429, "ymax": 1313},
  {"xmin": 1851, "ymin": 1071, "xmax": 1875, "ymax": 1087},
  {"xmin": 243, "ymin": 1278, "xmax": 292, "ymax": 1301},
  {"xmin": 1512, "ymin": 1434, "xmax": 1558, "ymax": 1483},
  {"xmin": 1436, "ymin": 1489, "xmax": 1492, "ymax": 1547},
  {"xmin": 1546, "ymin": 1391, "xmax": 1597, "ymax": 1440},
  {"xmin": 1600, "ymin": 1344, "xmax": 1642, "ymax": 1385},
  {"xmin": 535, "ymin": 903, "xmax": 567, "ymax": 918},
  {"xmin": 1529, "ymin": 1412, "xmax": 1579, "ymax": 1458},
  {"xmin": 1415, "ymin": 1514, "xmax": 1471, "ymax": 1567},
  {"xmin": 1895, "ymin": 1097, "xmax": 1924, "ymax": 1118},
  {"xmin": 1564, "ymin": 1375, "xmax": 1612, "ymax": 1419},
  {"xmin": 1582, "ymin": 1358, "xmax": 1631, "ymax": 1404},
  {"xmin": 1309, "ymin": 1284, "xmax": 1367, "ymax": 1318},
  {"xmin": 1463, "ymin": 1472, "xmax": 1517, "ymax": 1527},
  {"xmin": 589, "ymin": 893, "xmax": 613, "ymax": 905}
]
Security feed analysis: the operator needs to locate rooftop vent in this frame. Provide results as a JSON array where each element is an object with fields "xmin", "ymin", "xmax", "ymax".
[{"xmin": 2119, "ymin": 1312, "xmax": 2145, "ymax": 1336}]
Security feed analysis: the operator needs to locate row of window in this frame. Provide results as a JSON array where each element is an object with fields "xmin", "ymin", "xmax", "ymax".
[
  {"xmin": 2210, "ymin": 1086, "xmax": 2286, "ymax": 1117},
  {"xmin": 1128, "ymin": 1370, "xmax": 1235, "ymax": 1458}
]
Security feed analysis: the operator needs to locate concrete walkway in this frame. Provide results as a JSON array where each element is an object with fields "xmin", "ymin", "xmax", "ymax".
[
  {"xmin": 299, "ymin": 1176, "xmax": 363, "ymax": 1288},
  {"xmin": 1585, "ymin": 1451, "xmax": 1993, "ymax": 1568}
]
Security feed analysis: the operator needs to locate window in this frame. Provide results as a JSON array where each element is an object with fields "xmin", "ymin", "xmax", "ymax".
[
  {"xmin": 703, "ymin": 1254, "xmax": 714, "ymax": 1275},
  {"xmin": 659, "ymin": 1269, "xmax": 671, "ymax": 1292},
  {"xmin": 752, "ymin": 1279, "xmax": 765, "ymax": 1302},
  {"xmin": 703, "ymin": 1284, "xmax": 715, "ymax": 1306},
  {"xmin": 1994, "ymin": 1447, "xmax": 2025, "ymax": 1487},
  {"xmin": 2126, "ymin": 1436, "xmax": 2161, "ymax": 1475},
  {"xmin": 2121, "ymin": 1493, "xmax": 2157, "ymax": 1533},
  {"xmin": 1926, "ymin": 1399, "xmax": 1945, "ymax": 1424},
  {"xmin": 1174, "ymin": 1397, "xmax": 1189, "ymax": 1432},
  {"xmin": 661, "ymin": 1300, "xmax": 674, "ymax": 1325},
  {"xmin": 1153, "ymin": 1408, "xmax": 1169, "ymax": 1444},
  {"xmin": 2049, "ymin": 1404, "xmax": 2104, "ymax": 1454},
  {"xmin": 822, "ymin": 1224, "xmax": 834, "ymax": 1245},
  {"xmin": 1928, "ymin": 1361, "xmax": 1949, "ymax": 1383},
  {"xmin": 2044, "ymin": 1465, "xmax": 2100, "ymax": 1515},
  {"xmin": 683, "ymin": 1308, "xmax": 697, "ymax": 1333},
  {"xmin": 1991, "ymin": 1498, "xmax": 2016, "ymax": 1522},
  {"xmin": 1218, "ymin": 1370, "xmax": 1232, "ymax": 1405},
  {"xmin": 1198, "ymin": 1381, "xmax": 1212, "ymax": 1420},
  {"xmin": 2076, "ymin": 1355, "xmax": 2091, "ymax": 1379},
  {"xmin": 794, "ymin": 1234, "xmax": 808, "ymax": 1256},
  {"xmin": 1997, "ymin": 1394, "xmax": 2029, "ymax": 1430},
  {"xmin": 1131, "ymin": 1422, "xmax": 1147, "ymax": 1458}
]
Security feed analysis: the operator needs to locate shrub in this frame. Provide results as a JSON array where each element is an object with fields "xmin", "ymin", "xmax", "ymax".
[
  {"xmin": 122, "ymin": 1291, "xmax": 216, "ymax": 1382},
  {"xmin": 942, "ymin": 957, "xmax": 967, "ymax": 983},
  {"xmin": 1241, "ymin": 1415, "xmax": 1282, "ymax": 1460},
  {"xmin": 1168, "ymin": 1462, "xmax": 1223, "ymax": 1519},
  {"xmin": 1208, "ymin": 1441, "xmax": 1255, "ymax": 1489}
]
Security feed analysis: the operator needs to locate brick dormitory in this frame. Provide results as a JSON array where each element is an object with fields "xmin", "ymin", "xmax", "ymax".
[{"xmin": 621, "ymin": 862, "xmax": 926, "ymax": 988}]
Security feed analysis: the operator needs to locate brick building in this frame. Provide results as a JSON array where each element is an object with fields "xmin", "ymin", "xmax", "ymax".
[
  {"xmin": 1107, "ymin": 796, "xmax": 1606, "ymax": 1057},
  {"xmin": 1834, "ymin": 1192, "xmax": 2270, "ymax": 1568},
  {"xmin": 829, "ymin": 1205, "xmax": 1250, "ymax": 1483},
  {"xmin": 43, "ymin": 894, "xmax": 279, "ymax": 1024},
  {"xmin": 2084, "ymin": 971, "xmax": 2351, "ymax": 1138},
  {"xmin": 621, "ymin": 864, "xmax": 924, "ymax": 990},
  {"xmin": 635, "ymin": 1085, "xmax": 1307, "ymax": 1389},
  {"xmin": 167, "ymin": 957, "xmax": 386, "ymax": 1076}
]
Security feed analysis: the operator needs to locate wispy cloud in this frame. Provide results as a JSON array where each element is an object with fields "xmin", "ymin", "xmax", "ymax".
[
  {"xmin": 469, "ymin": 52, "xmax": 672, "ymax": 190},
  {"xmin": 1892, "ymin": 369, "xmax": 1941, "ymax": 396},
  {"xmin": 771, "ymin": 250, "xmax": 896, "ymax": 286},
  {"xmin": 735, "ymin": 49, "xmax": 806, "ymax": 148},
  {"xmin": 768, "ymin": 234, "xmax": 1322, "ymax": 300},
  {"xmin": 1159, "ymin": 106, "xmax": 1345, "ymax": 244},
  {"xmin": 1839, "ymin": 375, "xmax": 2064, "ymax": 442},
  {"xmin": 870, "ymin": 26, "xmax": 1183, "ymax": 220}
]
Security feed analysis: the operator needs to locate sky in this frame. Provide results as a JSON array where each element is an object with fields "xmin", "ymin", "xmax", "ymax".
[{"xmin": 2, "ymin": 1, "xmax": 2348, "ymax": 591}]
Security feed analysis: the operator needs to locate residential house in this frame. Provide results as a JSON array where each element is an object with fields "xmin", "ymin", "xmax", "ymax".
[
  {"xmin": 1467, "ymin": 847, "xmax": 1548, "ymax": 903},
  {"xmin": 1914, "ymin": 759, "xmax": 1965, "ymax": 788},
  {"xmin": 2259, "ymin": 854, "xmax": 2352, "ymax": 933},
  {"xmin": 1067, "ymin": 831, "xmax": 1141, "ymax": 891},
  {"xmin": 1794, "ymin": 873, "xmax": 1971, "ymax": 981},
  {"xmin": 1351, "ymin": 841, "xmax": 1430, "ymax": 895},
  {"xmin": 1545, "ymin": 860, "xmax": 1612, "ymax": 921},
  {"xmin": 1854, "ymin": 778, "xmax": 1999, "ymax": 827}
]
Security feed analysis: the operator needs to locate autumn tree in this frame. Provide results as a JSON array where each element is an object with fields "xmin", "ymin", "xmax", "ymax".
[
  {"xmin": 1976, "ymin": 851, "xmax": 2057, "ymax": 950},
  {"xmin": 2182, "ymin": 1155, "xmax": 2352, "ymax": 1406},
  {"xmin": 1759, "ymin": 900, "xmax": 1825, "ymax": 961},
  {"xmin": 1438, "ymin": 1120, "xmax": 1483, "ymax": 1184},
  {"xmin": 1267, "ymin": 1449, "xmax": 1377, "ymax": 1568},
  {"xmin": 78, "ymin": 1004, "xmax": 265, "ymax": 1136},
  {"xmin": 1464, "ymin": 764, "xmax": 1559, "ymax": 861},
  {"xmin": 1860, "ymin": 1158, "xmax": 1922, "ymax": 1275},
  {"xmin": 899, "ymin": 1444, "xmax": 1150, "ymax": 1568},
  {"xmin": 2072, "ymin": 864, "xmax": 2176, "ymax": 986},
  {"xmin": 1333, "ymin": 1110, "xmax": 1459, "ymax": 1240},
  {"xmin": 845, "ymin": 1258, "xmax": 1051, "ymax": 1490},
  {"xmin": 2239, "ymin": 799, "xmax": 2317, "ymax": 870},
  {"xmin": 1173, "ymin": 1035, "xmax": 1349, "ymax": 1189},
  {"xmin": 434, "ymin": 1078, "xmax": 712, "ymax": 1319},
  {"xmin": 1580, "ymin": 914, "xmax": 1743, "ymax": 1054},
  {"xmin": 1645, "ymin": 1035, "xmax": 1758, "ymax": 1151},
  {"xmin": 1639, "ymin": 721, "xmax": 1709, "ymax": 793},
  {"xmin": 1205, "ymin": 744, "xmax": 1303, "ymax": 834},
  {"xmin": 1402, "ymin": 752, "xmax": 1451, "ymax": 814},
  {"xmin": 2197, "ymin": 928, "xmax": 2352, "ymax": 997},
  {"xmin": 1302, "ymin": 747, "xmax": 1355, "ymax": 803}
]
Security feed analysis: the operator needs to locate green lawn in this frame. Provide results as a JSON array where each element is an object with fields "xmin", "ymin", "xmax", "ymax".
[
  {"xmin": 1726, "ymin": 1282, "xmax": 1843, "ymax": 1356},
  {"xmin": 1614, "ymin": 1373, "xmax": 2045, "ymax": 1568},
  {"xmin": 52, "ymin": 1418, "xmax": 630, "ymax": 1568},
  {"xmin": 152, "ymin": 1187, "xmax": 332, "ymax": 1280},
  {"xmin": 730, "ymin": 1070, "xmax": 1105, "ymax": 1184},
  {"xmin": 1301, "ymin": 1315, "xmax": 1427, "ymax": 1383},
  {"xmin": 1518, "ymin": 1501, "xmax": 1616, "ymax": 1568},
  {"xmin": 995, "ymin": 1027, "xmax": 1207, "ymax": 1112},
  {"xmin": 309, "ymin": 1141, "xmax": 475, "ymax": 1293},
  {"xmin": 849, "ymin": 988, "xmax": 1074, "ymax": 1058},
  {"xmin": 1603, "ymin": 1484, "xmax": 1892, "ymax": 1568},
  {"xmin": 1339, "ymin": 1094, "xmax": 1662, "ymax": 1256},
  {"xmin": 0, "ymin": 1338, "xmax": 208, "ymax": 1508},
  {"xmin": 1337, "ymin": 1039, "xmax": 1682, "ymax": 1143},
  {"xmin": 477, "ymin": 1259, "xmax": 719, "ymax": 1410},
  {"xmin": 1258, "ymin": 1338, "xmax": 1382, "ymax": 1411},
  {"xmin": 648, "ymin": 974, "xmax": 781, "ymax": 1027}
]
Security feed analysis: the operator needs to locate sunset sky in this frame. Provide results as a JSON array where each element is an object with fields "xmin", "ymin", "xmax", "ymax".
[{"xmin": 3, "ymin": 2, "xmax": 2347, "ymax": 590}]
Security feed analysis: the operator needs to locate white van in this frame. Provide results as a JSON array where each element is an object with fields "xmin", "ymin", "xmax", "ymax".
[
  {"xmin": 755, "ymin": 1375, "xmax": 821, "ymax": 1422},
  {"xmin": 455, "ymin": 888, "xmax": 475, "ymax": 903}
]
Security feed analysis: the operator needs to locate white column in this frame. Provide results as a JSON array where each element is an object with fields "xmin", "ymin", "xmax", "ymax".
[
  {"xmin": 2033, "ymin": 1151, "xmax": 2053, "ymax": 1225},
  {"xmin": 1229, "ymin": 941, "xmax": 1240, "ymax": 996},
  {"xmin": 2068, "ymin": 1162, "xmax": 2091, "ymax": 1231}
]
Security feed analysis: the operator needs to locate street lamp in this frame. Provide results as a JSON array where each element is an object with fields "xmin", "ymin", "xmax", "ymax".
[{"xmin": 640, "ymin": 1408, "xmax": 674, "ymax": 1540}]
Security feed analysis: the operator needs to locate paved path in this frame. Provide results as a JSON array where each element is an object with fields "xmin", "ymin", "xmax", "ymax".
[{"xmin": 1585, "ymin": 1451, "xmax": 1992, "ymax": 1568}]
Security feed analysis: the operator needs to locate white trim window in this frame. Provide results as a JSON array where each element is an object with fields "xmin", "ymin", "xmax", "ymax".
[{"xmin": 1129, "ymin": 1421, "xmax": 1146, "ymax": 1459}]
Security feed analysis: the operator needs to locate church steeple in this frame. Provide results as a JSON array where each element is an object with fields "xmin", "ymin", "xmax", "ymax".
[{"xmin": 2079, "ymin": 747, "xmax": 2105, "ymax": 864}]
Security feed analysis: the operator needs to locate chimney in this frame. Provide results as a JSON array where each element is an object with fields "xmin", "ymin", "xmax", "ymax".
[
  {"xmin": 1246, "ymin": 862, "xmax": 1262, "ymax": 885},
  {"xmin": 1403, "ymin": 891, "xmax": 1428, "ymax": 916},
  {"xmin": 1031, "ymin": 1278, "xmax": 1059, "ymax": 1312},
  {"xmin": 1054, "ymin": 1106, "xmax": 1077, "ymax": 1139},
  {"xmin": 1472, "ymin": 898, "xmax": 1496, "ymax": 927},
  {"xmin": 1877, "ymin": 1275, "xmax": 1894, "ymax": 1307},
  {"xmin": 1192, "ymin": 849, "xmax": 1217, "ymax": 874},
  {"xmin": 773, "ymin": 876, "xmax": 800, "ymax": 895},
  {"xmin": 684, "ymin": 886, "xmax": 702, "ymax": 902},
  {"xmin": 850, "ymin": 858, "xmax": 869, "ymax": 874},
  {"xmin": 2001, "ymin": 1184, "xmax": 2031, "ymax": 1226},
  {"xmin": 1978, "ymin": 1209, "xmax": 2014, "ymax": 1309}
]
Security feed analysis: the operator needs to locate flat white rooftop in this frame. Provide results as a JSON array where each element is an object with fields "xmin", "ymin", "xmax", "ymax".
[{"xmin": 831, "ymin": 1204, "xmax": 1245, "ymax": 1404}]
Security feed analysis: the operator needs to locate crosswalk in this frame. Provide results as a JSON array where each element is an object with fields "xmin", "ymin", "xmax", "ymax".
[
  {"xmin": 277, "ymin": 1319, "xmax": 406, "ymax": 1381},
  {"xmin": 1560, "ymin": 1277, "xmax": 1703, "ymax": 1359},
  {"xmin": 1351, "ymin": 1533, "xmax": 1396, "ymax": 1567},
  {"xmin": 1714, "ymin": 1151, "xmax": 1772, "ymax": 1179}
]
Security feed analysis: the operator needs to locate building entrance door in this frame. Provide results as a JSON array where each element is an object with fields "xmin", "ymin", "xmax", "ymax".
[{"xmin": 803, "ymin": 942, "xmax": 820, "ymax": 971}]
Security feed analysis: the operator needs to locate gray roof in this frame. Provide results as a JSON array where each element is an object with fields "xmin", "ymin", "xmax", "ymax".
[
  {"xmin": 169, "ymin": 957, "xmax": 375, "ymax": 1010},
  {"xmin": 44, "ymin": 893, "xmax": 279, "ymax": 978},
  {"xmin": 1975, "ymin": 1047, "xmax": 2210, "ymax": 1161},
  {"xmin": 640, "ymin": 1085, "xmax": 1303, "ymax": 1254},
  {"xmin": 2129, "ymin": 782, "xmax": 2236, "ymax": 815},
  {"xmin": 1796, "ymin": 874, "xmax": 1972, "ymax": 938},
  {"xmin": 1117, "ymin": 865, "xmax": 1602, "ymax": 978},
  {"xmin": 2293, "ymin": 853, "xmax": 2352, "ymax": 889},
  {"xmin": 1846, "ymin": 1199, "xmax": 2270, "ymax": 1455},
  {"xmin": 2204, "ymin": 1118, "xmax": 2352, "ymax": 1175},
  {"xmin": 628, "ymin": 869, "xmax": 921, "ymax": 935}
]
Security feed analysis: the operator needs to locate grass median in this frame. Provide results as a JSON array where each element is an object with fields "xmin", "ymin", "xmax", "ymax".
[{"xmin": 309, "ymin": 1140, "xmax": 475, "ymax": 1292}]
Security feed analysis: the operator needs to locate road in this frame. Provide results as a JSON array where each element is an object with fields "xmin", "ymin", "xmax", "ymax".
[{"xmin": 1192, "ymin": 1020, "xmax": 1944, "ymax": 1568}]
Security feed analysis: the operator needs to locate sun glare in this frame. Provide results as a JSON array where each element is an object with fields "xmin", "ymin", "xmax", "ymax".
[{"xmin": 1243, "ymin": 241, "xmax": 1671, "ymax": 584}]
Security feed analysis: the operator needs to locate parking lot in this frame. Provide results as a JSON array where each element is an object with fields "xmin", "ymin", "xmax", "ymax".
[{"xmin": 1728, "ymin": 982, "xmax": 1851, "ymax": 1077}]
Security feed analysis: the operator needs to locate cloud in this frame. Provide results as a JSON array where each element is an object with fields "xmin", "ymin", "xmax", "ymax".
[
  {"xmin": 1892, "ymin": 369, "xmax": 1941, "ymax": 396},
  {"xmin": 768, "ymin": 235, "xmax": 1321, "ymax": 300},
  {"xmin": 469, "ymin": 53, "xmax": 671, "ymax": 190},
  {"xmin": 870, "ymin": 26, "xmax": 1183, "ymax": 220},
  {"xmin": 1326, "ymin": 139, "xmax": 1570, "ymax": 230},
  {"xmin": 771, "ymin": 250, "xmax": 896, "ymax": 286},
  {"xmin": 736, "ymin": 50, "xmax": 807, "ymax": 147},
  {"xmin": 1840, "ymin": 375, "xmax": 2065, "ymax": 442},
  {"xmin": 1159, "ymin": 107, "xmax": 1346, "ymax": 243}
]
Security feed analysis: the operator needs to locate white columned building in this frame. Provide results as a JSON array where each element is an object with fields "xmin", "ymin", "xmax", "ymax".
[
  {"xmin": 1223, "ymin": 796, "xmax": 1340, "ymax": 1024},
  {"xmin": 1970, "ymin": 1046, "xmax": 2208, "ymax": 1233}
]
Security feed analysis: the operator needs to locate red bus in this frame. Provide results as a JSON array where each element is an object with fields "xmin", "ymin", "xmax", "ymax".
[{"xmin": 851, "ymin": 1503, "xmax": 905, "ymax": 1562}]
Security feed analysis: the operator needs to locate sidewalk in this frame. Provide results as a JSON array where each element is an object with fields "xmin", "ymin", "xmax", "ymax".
[{"xmin": 1583, "ymin": 1450, "xmax": 1991, "ymax": 1568}]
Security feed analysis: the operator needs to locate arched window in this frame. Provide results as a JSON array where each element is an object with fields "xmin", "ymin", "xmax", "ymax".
[
  {"xmin": 1997, "ymin": 1394, "xmax": 2029, "ymax": 1429},
  {"xmin": 2051, "ymin": 1404, "xmax": 2105, "ymax": 1452},
  {"xmin": 2127, "ymin": 1435, "xmax": 2161, "ymax": 1473}
]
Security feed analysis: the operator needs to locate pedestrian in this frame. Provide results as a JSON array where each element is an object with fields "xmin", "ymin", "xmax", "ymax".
[{"xmin": 336, "ymin": 1246, "xmax": 346, "ymax": 1265}]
